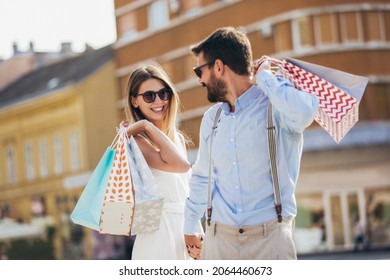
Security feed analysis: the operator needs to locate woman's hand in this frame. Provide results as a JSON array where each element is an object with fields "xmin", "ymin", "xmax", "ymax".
[
  {"xmin": 119, "ymin": 119, "xmax": 190, "ymax": 173},
  {"xmin": 185, "ymin": 235, "xmax": 202, "ymax": 260},
  {"xmin": 120, "ymin": 119, "xmax": 150, "ymax": 136},
  {"xmin": 119, "ymin": 120, "xmax": 128, "ymax": 129}
]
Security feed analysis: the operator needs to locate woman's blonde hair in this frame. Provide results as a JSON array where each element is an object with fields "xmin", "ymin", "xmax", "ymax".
[{"xmin": 124, "ymin": 62, "xmax": 189, "ymax": 148}]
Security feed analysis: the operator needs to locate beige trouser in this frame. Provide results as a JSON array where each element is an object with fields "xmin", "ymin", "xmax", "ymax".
[{"xmin": 202, "ymin": 218, "xmax": 297, "ymax": 260}]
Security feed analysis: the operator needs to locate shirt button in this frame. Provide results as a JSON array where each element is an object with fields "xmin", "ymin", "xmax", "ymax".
[
  {"xmin": 238, "ymin": 208, "xmax": 242, "ymax": 212},
  {"xmin": 239, "ymin": 228, "xmax": 244, "ymax": 234},
  {"xmin": 230, "ymin": 138, "xmax": 234, "ymax": 142},
  {"xmin": 235, "ymin": 186, "xmax": 239, "ymax": 189},
  {"xmin": 232, "ymin": 161, "xmax": 236, "ymax": 165}
]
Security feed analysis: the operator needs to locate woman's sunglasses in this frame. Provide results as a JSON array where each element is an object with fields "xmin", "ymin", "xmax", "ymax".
[
  {"xmin": 193, "ymin": 61, "xmax": 215, "ymax": 79},
  {"xmin": 137, "ymin": 88, "xmax": 172, "ymax": 103}
]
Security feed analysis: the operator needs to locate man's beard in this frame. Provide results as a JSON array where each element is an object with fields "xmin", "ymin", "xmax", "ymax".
[{"xmin": 206, "ymin": 72, "xmax": 228, "ymax": 103}]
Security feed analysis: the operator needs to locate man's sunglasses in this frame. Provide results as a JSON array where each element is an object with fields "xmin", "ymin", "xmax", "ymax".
[
  {"xmin": 193, "ymin": 61, "xmax": 215, "ymax": 79},
  {"xmin": 137, "ymin": 87, "xmax": 172, "ymax": 103}
]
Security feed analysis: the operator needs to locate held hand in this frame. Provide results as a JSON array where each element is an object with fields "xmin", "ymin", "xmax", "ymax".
[{"xmin": 185, "ymin": 234, "xmax": 203, "ymax": 260}]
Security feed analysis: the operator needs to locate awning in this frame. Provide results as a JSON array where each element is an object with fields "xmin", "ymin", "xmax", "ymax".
[{"xmin": 0, "ymin": 218, "xmax": 44, "ymax": 241}]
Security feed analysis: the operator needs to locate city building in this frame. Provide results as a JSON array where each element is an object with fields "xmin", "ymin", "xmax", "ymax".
[
  {"xmin": 113, "ymin": 0, "xmax": 390, "ymax": 253},
  {"xmin": 0, "ymin": 45, "xmax": 121, "ymax": 259},
  {"xmin": 0, "ymin": 42, "xmax": 80, "ymax": 91}
]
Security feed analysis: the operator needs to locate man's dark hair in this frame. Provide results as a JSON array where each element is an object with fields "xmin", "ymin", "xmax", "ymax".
[{"xmin": 191, "ymin": 26, "xmax": 253, "ymax": 76}]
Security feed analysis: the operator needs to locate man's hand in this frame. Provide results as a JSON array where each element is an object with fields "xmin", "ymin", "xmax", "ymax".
[
  {"xmin": 185, "ymin": 234, "xmax": 202, "ymax": 260},
  {"xmin": 253, "ymin": 55, "xmax": 271, "ymax": 75}
]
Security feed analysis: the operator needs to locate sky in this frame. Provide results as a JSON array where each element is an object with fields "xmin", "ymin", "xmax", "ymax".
[{"xmin": 0, "ymin": 0, "xmax": 117, "ymax": 60}]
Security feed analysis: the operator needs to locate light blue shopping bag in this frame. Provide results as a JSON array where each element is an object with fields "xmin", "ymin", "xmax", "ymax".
[{"xmin": 70, "ymin": 138, "xmax": 117, "ymax": 231}]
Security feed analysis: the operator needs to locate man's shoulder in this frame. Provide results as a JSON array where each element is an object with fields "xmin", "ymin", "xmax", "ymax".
[
  {"xmin": 203, "ymin": 102, "xmax": 223, "ymax": 120},
  {"xmin": 198, "ymin": 103, "xmax": 223, "ymax": 132}
]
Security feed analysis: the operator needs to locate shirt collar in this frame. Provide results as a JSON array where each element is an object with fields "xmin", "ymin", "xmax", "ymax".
[{"xmin": 221, "ymin": 85, "xmax": 260, "ymax": 115}]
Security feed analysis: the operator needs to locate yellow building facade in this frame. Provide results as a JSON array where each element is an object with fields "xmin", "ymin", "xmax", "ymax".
[
  {"xmin": 0, "ymin": 46, "xmax": 121, "ymax": 259},
  {"xmin": 113, "ymin": 0, "xmax": 390, "ymax": 253}
]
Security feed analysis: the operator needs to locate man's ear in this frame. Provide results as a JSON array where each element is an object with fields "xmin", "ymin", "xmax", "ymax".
[
  {"xmin": 130, "ymin": 96, "xmax": 138, "ymax": 108},
  {"xmin": 214, "ymin": 59, "xmax": 224, "ymax": 76}
]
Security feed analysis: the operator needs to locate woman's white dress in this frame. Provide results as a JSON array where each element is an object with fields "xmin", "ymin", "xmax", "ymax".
[{"xmin": 131, "ymin": 164, "xmax": 192, "ymax": 260}]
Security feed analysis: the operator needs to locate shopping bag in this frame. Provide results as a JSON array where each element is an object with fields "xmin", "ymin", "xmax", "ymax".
[
  {"xmin": 286, "ymin": 58, "xmax": 367, "ymax": 102},
  {"xmin": 256, "ymin": 56, "xmax": 368, "ymax": 143},
  {"xmin": 99, "ymin": 127, "xmax": 135, "ymax": 235},
  {"xmin": 70, "ymin": 134, "xmax": 118, "ymax": 231},
  {"xmin": 127, "ymin": 136, "xmax": 164, "ymax": 236}
]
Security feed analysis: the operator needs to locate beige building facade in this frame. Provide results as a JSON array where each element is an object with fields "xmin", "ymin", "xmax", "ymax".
[{"xmin": 0, "ymin": 46, "xmax": 121, "ymax": 259}]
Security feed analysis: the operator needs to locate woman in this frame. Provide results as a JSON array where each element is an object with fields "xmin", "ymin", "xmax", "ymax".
[{"xmin": 123, "ymin": 63, "xmax": 201, "ymax": 260}]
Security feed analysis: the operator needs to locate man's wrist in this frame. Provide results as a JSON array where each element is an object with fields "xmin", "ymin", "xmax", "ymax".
[{"xmin": 183, "ymin": 220, "xmax": 200, "ymax": 235}]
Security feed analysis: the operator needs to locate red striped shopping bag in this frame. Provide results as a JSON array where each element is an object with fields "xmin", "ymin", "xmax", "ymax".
[{"xmin": 254, "ymin": 56, "xmax": 368, "ymax": 143}]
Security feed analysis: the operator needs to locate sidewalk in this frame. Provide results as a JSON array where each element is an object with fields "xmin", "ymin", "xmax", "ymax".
[{"xmin": 298, "ymin": 246, "xmax": 390, "ymax": 260}]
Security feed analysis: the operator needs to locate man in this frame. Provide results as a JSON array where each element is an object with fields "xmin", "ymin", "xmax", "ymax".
[{"xmin": 184, "ymin": 26, "xmax": 318, "ymax": 260}]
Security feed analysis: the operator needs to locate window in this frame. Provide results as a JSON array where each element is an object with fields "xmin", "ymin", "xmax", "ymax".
[
  {"xmin": 6, "ymin": 146, "xmax": 16, "ymax": 183},
  {"xmin": 364, "ymin": 11, "xmax": 385, "ymax": 42},
  {"xmin": 118, "ymin": 12, "xmax": 138, "ymax": 40},
  {"xmin": 274, "ymin": 21, "xmax": 293, "ymax": 53},
  {"xmin": 295, "ymin": 195, "xmax": 325, "ymax": 253},
  {"xmin": 169, "ymin": 0, "xmax": 180, "ymax": 13},
  {"xmin": 314, "ymin": 13, "xmax": 339, "ymax": 46},
  {"xmin": 385, "ymin": 11, "xmax": 390, "ymax": 41},
  {"xmin": 54, "ymin": 134, "xmax": 63, "ymax": 174},
  {"xmin": 181, "ymin": 0, "xmax": 201, "ymax": 17},
  {"xmin": 31, "ymin": 196, "xmax": 46, "ymax": 217},
  {"xmin": 70, "ymin": 131, "xmax": 80, "ymax": 171},
  {"xmin": 148, "ymin": 0, "xmax": 169, "ymax": 31},
  {"xmin": 360, "ymin": 84, "xmax": 390, "ymax": 121},
  {"xmin": 340, "ymin": 12, "xmax": 363, "ymax": 44},
  {"xmin": 39, "ymin": 138, "xmax": 48, "ymax": 177},
  {"xmin": 292, "ymin": 16, "xmax": 314, "ymax": 52},
  {"xmin": 365, "ymin": 188, "xmax": 390, "ymax": 246},
  {"xmin": 24, "ymin": 142, "xmax": 35, "ymax": 180}
]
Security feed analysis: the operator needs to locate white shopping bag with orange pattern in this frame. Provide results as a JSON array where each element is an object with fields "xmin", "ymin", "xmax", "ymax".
[{"xmin": 99, "ymin": 127, "xmax": 135, "ymax": 235}]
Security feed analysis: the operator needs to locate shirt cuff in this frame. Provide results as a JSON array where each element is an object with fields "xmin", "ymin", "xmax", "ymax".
[{"xmin": 183, "ymin": 218, "xmax": 201, "ymax": 235}]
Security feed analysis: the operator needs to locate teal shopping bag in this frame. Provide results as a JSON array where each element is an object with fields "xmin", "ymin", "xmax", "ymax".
[{"xmin": 70, "ymin": 145, "xmax": 116, "ymax": 231}]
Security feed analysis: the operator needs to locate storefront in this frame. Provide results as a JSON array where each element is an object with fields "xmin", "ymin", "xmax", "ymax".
[{"xmin": 294, "ymin": 128, "xmax": 390, "ymax": 253}]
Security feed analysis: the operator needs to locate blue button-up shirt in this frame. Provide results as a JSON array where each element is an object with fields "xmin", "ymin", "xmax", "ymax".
[{"xmin": 184, "ymin": 70, "xmax": 318, "ymax": 235}]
